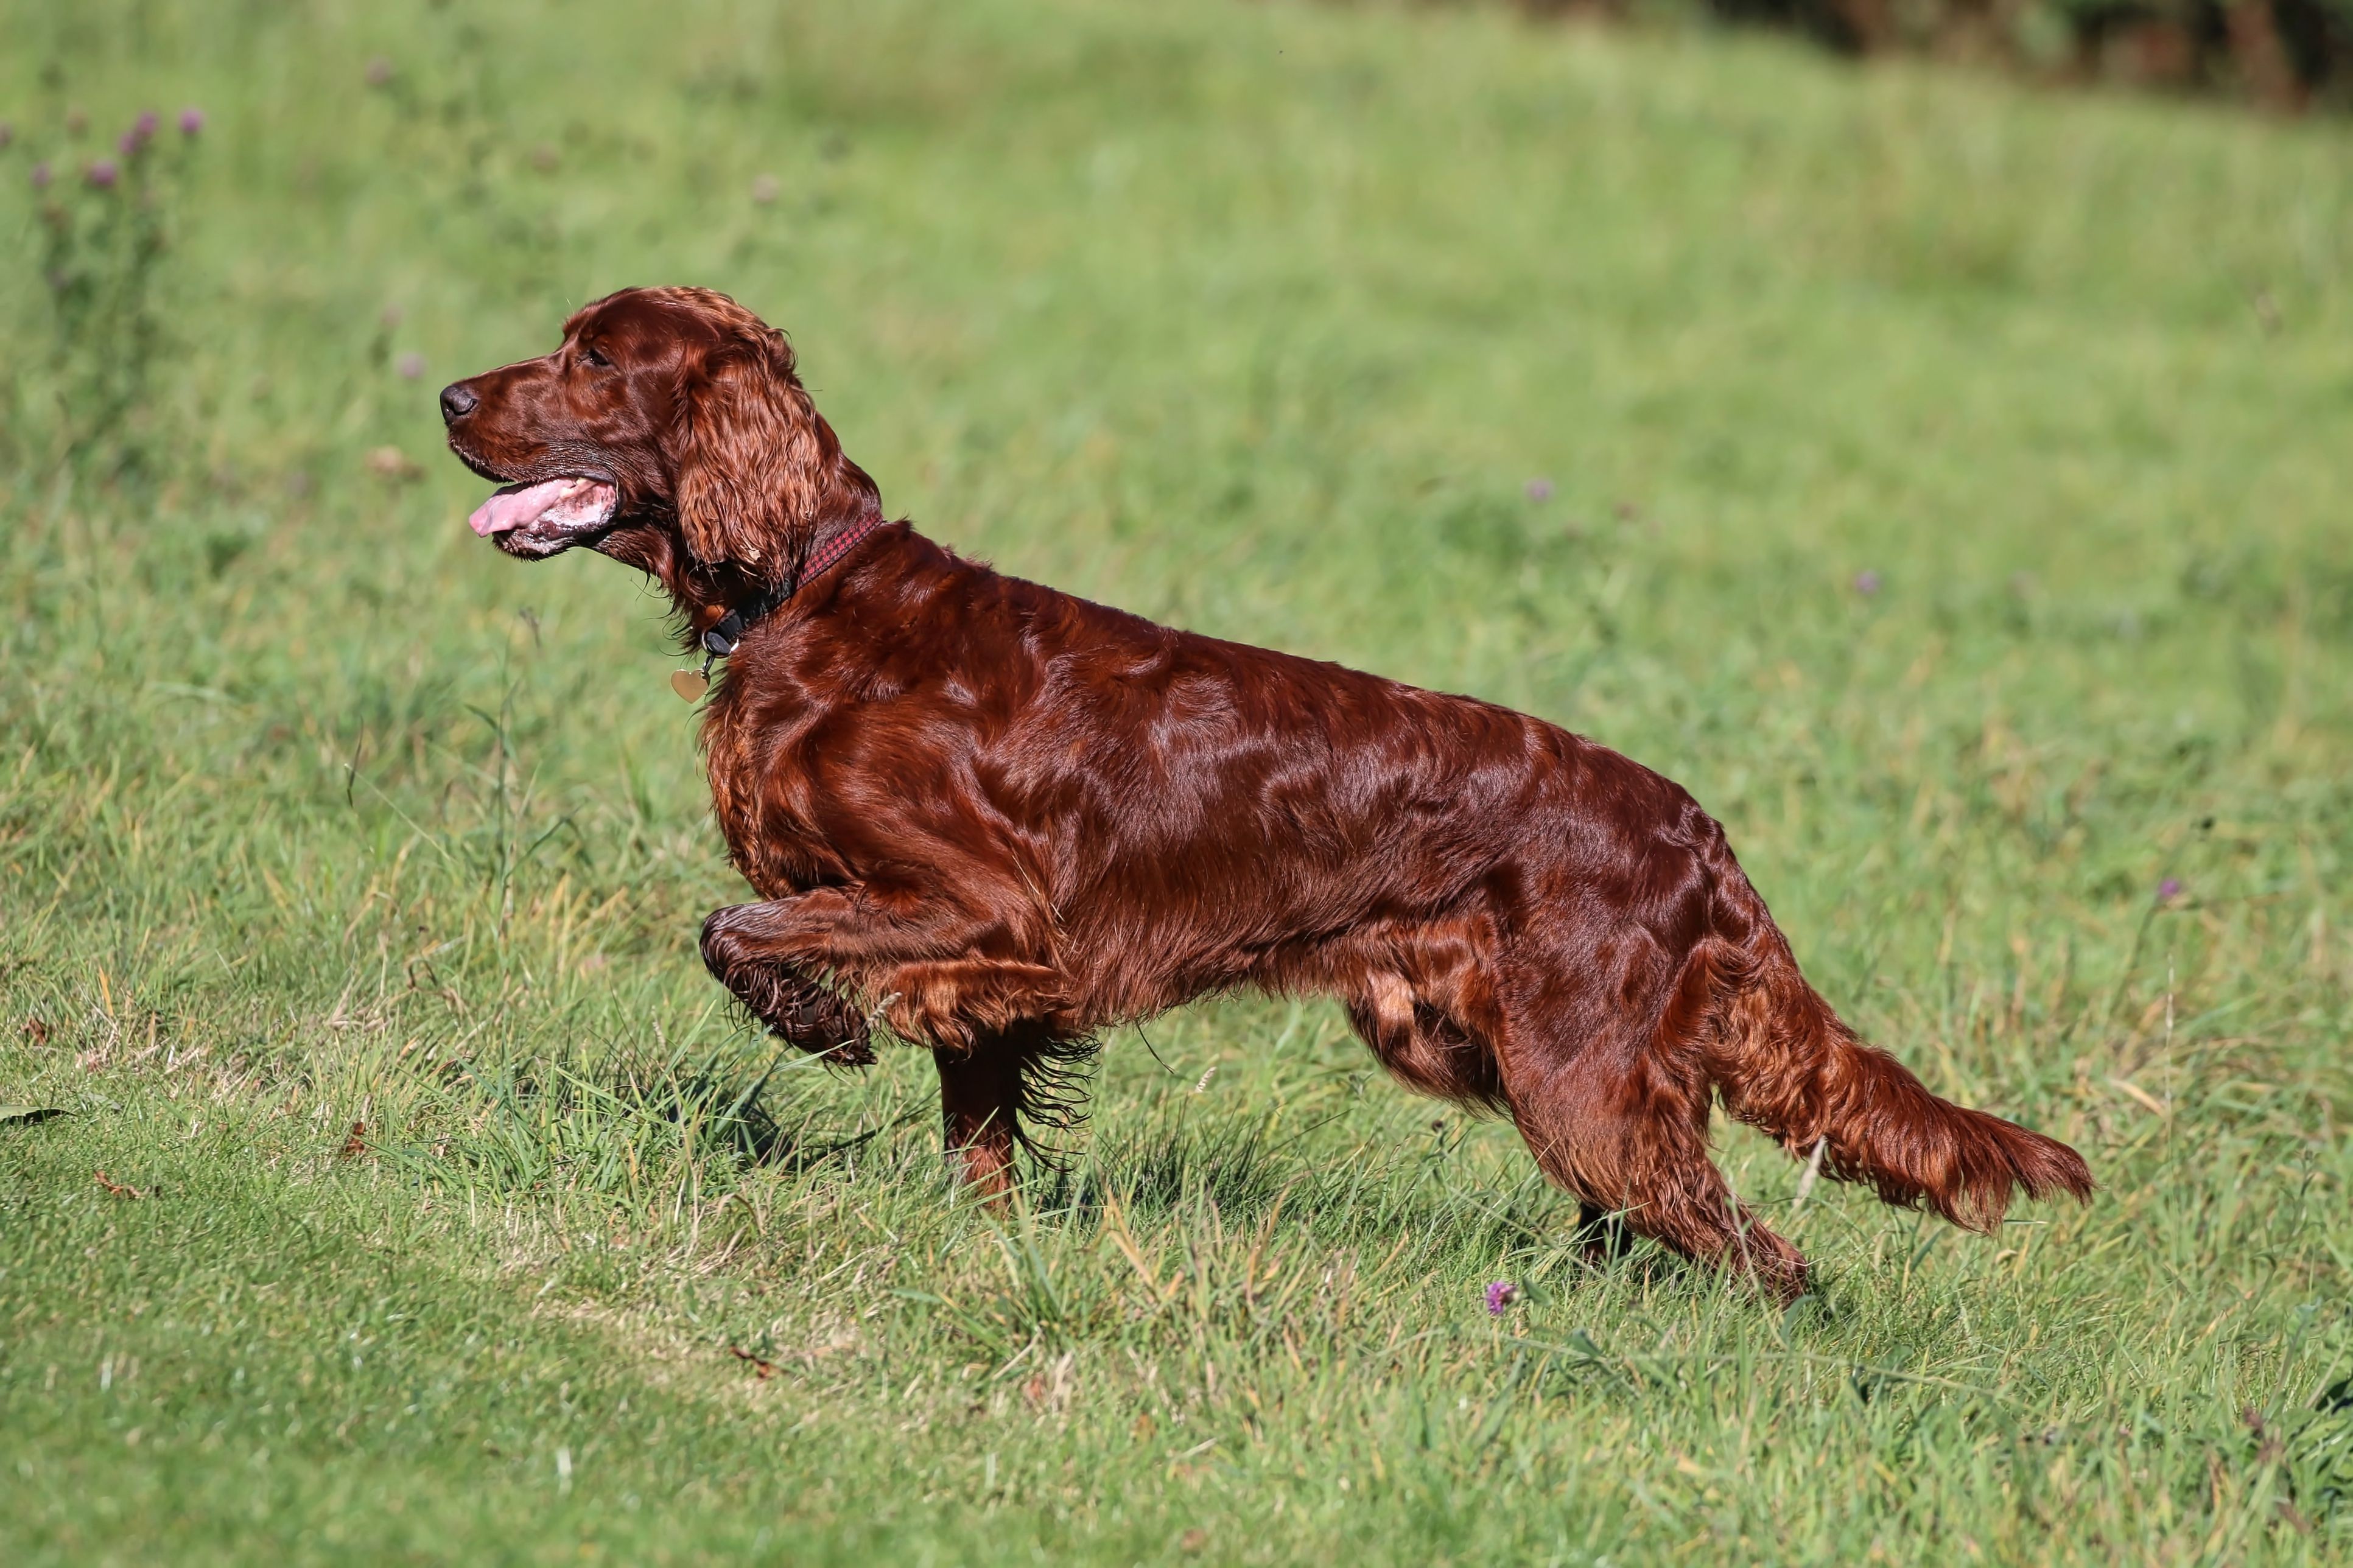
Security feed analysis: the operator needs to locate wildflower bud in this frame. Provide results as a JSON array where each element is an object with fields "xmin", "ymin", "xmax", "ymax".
[
  {"xmin": 1524, "ymin": 478, "xmax": 1554, "ymax": 503},
  {"xmin": 2157, "ymin": 878, "xmax": 2183, "ymax": 905},
  {"xmin": 1853, "ymin": 569, "xmax": 1882, "ymax": 597},
  {"xmin": 133, "ymin": 110, "xmax": 159, "ymax": 144},
  {"xmin": 751, "ymin": 173, "xmax": 779, "ymax": 205},
  {"xmin": 1484, "ymin": 1280, "xmax": 1520, "ymax": 1316},
  {"xmin": 66, "ymin": 107, "xmax": 88, "ymax": 135},
  {"xmin": 366, "ymin": 56, "xmax": 394, "ymax": 87},
  {"xmin": 87, "ymin": 158, "xmax": 119, "ymax": 189},
  {"xmin": 0, "ymin": 122, "xmax": 12, "ymax": 149},
  {"xmin": 179, "ymin": 107, "xmax": 206, "ymax": 136},
  {"xmin": 30, "ymin": 160, "xmax": 51, "ymax": 189},
  {"xmin": 397, "ymin": 352, "xmax": 426, "ymax": 381}
]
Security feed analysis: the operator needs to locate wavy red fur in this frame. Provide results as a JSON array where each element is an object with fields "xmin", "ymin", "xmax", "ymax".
[{"xmin": 440, "ymin": 286, "xmax": 2093, "ymax": 1301}]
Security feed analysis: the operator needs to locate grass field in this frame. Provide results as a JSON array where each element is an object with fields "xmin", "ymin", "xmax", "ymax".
[{"xmin": 4, "ymin": 1, "xmax": 2352, "ymax": 1561}]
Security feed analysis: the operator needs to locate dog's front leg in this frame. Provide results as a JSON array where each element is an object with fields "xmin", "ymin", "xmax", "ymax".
[
  {"xmin": 700, "ymin": 887, "xmax": 1079, "ymax": 1200},
  {"xmin": 699, "ymin": 885, "xmax": 1068, "ymax": 1055},
  {"xmin": 700, "ymin": 899, "xmax": 878, "ymax": 1063}
]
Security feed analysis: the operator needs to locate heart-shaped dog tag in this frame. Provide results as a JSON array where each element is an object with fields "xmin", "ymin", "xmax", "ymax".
[{"xmin": 670, "ymin": 668, "xmax": 709, "ymax": 702}]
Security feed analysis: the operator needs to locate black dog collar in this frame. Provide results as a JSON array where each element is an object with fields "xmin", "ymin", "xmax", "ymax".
[{"xmin": 673, "ymin": 514, "xmax": 883, "ymax": 701}]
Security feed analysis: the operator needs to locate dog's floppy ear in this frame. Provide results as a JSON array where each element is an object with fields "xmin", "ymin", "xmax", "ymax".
[{"xmin": 667, "ymin": 330, "xmax": 830, "ymax": 573}]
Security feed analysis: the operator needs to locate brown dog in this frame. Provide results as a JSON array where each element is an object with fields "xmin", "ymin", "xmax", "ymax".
[{"xmin": 441, "ymin": 285, "xmax": 2089, "ymax": 1299}]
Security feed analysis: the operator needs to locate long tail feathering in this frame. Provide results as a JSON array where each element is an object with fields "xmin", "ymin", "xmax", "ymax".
[{"xmin": 1703, "ymin": 915, "xmax": 2094, "ymax": 1234}]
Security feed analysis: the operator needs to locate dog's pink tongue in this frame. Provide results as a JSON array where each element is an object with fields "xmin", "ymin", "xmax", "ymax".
[{"xmin": 468, "ymin": 478, "xmax": 574, "ymax": 537}]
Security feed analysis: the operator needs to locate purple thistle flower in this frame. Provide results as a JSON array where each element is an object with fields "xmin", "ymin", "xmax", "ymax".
[
  {"xmin": 1484, "ymin": 1280, "xmax": 1520, "ymax": 1316},
  {"xmin": 86, "ymin": 158, "xmax": 119, "ymax": 189},
  {"xmin": 180, "ymin": 107, "xmax": 206, "ymax": 136},
  {"xmin": 396, "ymin": 352, "xmax": 426, "ymax": 381},
  {"xmin": 1524, "ymin": 478, "xmax": 1554, "ymax": 503},
  {"xmin": 1853, "ymin": 569, "xmax": 1882, "ymax": 597},
  {"xmin": 119, "ymin": 128, "xmax": 142, "ymax": 156},
  {"xmin": 31, "ymin": 161, "xmax": 52, "ymax": 190},
  {"xmin": 2157, "ymin": 878, "xmax": 2183, "ymax": 904}
]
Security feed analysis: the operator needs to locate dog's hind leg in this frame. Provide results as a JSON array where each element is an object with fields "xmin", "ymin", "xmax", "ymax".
[
  {"xmin": 1501, "ymin": 1034, "xmax": 1808, "ymax": 1300},
  {"xmin": 1342, "ymin": 973, "xmax": 1506, "ymax": 1110},
  {"xmin": 1333, "ymin": 916, "xmax": 1511, "ymax": 1111},
  {"xmin": 1327, "ymin": 922, "xmax": 1792, "ymax": 1287},
  {"xmin": 1490, "ymin": 941, "xmax": 1810, "ymax": 1301}
]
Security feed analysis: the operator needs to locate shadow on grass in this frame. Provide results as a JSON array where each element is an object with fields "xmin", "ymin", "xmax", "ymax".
[
  {"xmin": 1026, "ymin": 1101, "xmax": 1642, "ymax": 1281},
  {"xmin": 377, "ymin": 1041, "xmax": 923, "ymax": 1196}
]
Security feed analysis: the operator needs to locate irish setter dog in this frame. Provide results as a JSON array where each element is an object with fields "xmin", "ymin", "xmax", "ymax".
[{"xmin": 441, "ymin": 286, "xmax": 2090, "ymax": 1299}]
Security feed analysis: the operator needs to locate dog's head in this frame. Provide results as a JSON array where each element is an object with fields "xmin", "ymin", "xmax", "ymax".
[{"xmin": 440, "ymin": 286, "xmax": 878, "ymax": 577}]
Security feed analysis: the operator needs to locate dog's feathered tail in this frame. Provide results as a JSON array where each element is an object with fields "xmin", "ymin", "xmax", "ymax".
[{"xmin": 1696, "ymin": 845, "xmax": 2094, "ymax": 1231}]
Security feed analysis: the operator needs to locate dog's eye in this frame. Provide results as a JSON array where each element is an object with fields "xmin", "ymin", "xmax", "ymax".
[{"xmin": 581, "ymin": 345, "xmax": 612, "ymax": 370}]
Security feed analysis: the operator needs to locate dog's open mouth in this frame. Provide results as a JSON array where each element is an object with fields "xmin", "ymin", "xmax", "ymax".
[{"xmin": 466, "ymin": 477, "xmax": 620, "ymax": 557}]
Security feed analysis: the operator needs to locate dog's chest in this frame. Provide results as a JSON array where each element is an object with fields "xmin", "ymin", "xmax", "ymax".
[{"xmin": 701, "ymin": 701, "xmax": 836, "ymax": 900}]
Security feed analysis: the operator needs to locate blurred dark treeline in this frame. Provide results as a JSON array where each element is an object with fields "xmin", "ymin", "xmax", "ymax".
[{"xmin": 1513, "ymin": 0, "xmax": 2353, "ymax": 110}]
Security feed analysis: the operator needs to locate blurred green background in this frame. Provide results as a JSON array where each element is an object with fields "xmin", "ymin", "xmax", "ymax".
[
  {"xmin": 2, "ymin": 1, "xmax": 2350, "ymax": 1562},
  {"xmin": 1606, "ymin": 0, "xmax": 2353, "ymax": 113}
]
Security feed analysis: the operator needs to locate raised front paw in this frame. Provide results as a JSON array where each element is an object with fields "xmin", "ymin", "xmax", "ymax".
[
  {"xmin": 700, "ymin": 908, "xmax": 874, "ymax": 1064},
  {"xmin": 737, "ymin": 964, "xmax": 875, "ymax": 1063}
]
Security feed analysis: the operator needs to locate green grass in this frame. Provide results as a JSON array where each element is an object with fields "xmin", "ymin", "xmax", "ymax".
[{"xmin": 4, "ymin": 0, "xmax": 2352, "ymax": 1561}]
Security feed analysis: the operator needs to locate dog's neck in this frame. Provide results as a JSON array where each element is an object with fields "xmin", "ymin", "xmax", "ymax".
[
  {"xmin": 602, "ymin": 504, "xmax": 888, "ymax": 657},
  {"xmin": 696, "ymin": 511, "xmax": 886, "ymax": 662}
]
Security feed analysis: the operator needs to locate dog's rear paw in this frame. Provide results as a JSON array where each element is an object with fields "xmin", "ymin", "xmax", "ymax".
[{"xmin": 1738, "ymin": 1228, "xmax": 1811, "ymax": 1305}]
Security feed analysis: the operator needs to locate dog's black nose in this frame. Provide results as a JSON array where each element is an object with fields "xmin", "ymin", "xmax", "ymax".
[{"xmin": 439, "ymin": 383, "xmax": 479, "ymax": 424}]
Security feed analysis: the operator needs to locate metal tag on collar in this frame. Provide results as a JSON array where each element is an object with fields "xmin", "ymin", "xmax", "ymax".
[
  {"xmin": 676, "ymin": 612, "xmax": 742, "ymax": 704},
  {"xmin": 672, "ymin": 645, "xmax": 719, "ymax": 702}
]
